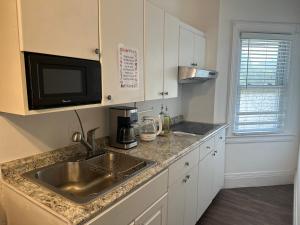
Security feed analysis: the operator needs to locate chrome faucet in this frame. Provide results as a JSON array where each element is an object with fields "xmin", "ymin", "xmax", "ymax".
[{"xmin": 72, "ymin": 127, "xmax": 104, "ymax": 158}]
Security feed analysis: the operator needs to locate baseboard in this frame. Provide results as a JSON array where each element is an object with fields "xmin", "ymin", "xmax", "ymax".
[
  {"xmin": 294, "ymin": 171, "xmax": 298, "ymax": 225},
  {"xmin": 224, "ymin": 170, "xmax": 295, "ymax": 189}
]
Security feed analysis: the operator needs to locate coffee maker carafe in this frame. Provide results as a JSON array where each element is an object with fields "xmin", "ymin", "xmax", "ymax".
[{"xmin": 109, "ymin": 107, "xmax": 138, "ymax": 149}]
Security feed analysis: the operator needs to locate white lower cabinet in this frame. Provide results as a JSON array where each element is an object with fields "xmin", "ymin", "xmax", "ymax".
[
  {"xmin": 212, "ymin": 129, "xmax": 226, "ymax": 197},
  {"xmin": 167, "ymin": 166, "xmax": 198, "ymax": 225},
  {"xmin": 183, "ymin": 166, "xmax": 198, "ymax": 225},
  {"xmin": 87, "ymin": 170, "xmax": 168, "ymax": 225},
  {"xmin": 197, "ymin": 129, "xmax": 226, "ymax": 219},
  {"xmin": 197, "ymin": 150, "xmax": 214, "ymax": 219},
  {"xmin": 167, "ymin": 147, "xmax": 199, "ymax": 225},
  {"xmin": 135, "ymin": 194, "xmax": 167, "ymax": 225}
]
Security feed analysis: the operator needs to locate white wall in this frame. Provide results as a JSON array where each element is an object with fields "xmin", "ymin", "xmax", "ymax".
[
  {"xmin": 215, "ymin": 0, "xmax": 300, "ymax": 188},
  {"xmin": 182, "ymin": 80, "xmax": 216, "ymax": 123},
  {"xmin": 0, "ymin": 96, "xmax": 182, "ymax": 164}
]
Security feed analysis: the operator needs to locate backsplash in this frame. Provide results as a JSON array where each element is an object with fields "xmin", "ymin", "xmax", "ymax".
[{"xmin": 0, "ymin": 95, "xmax": 182, "ymax": 164}]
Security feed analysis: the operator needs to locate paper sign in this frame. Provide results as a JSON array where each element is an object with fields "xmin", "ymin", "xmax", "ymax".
[{"xmin": 119, "ymin": 45, "xmax": 139, "ymax": 89}]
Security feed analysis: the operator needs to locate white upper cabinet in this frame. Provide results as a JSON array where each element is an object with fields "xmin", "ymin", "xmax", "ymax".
[
  {"xmin": 145, "ymin": 2, "xmax": 179, "ymax": 101},
  {"xmin": 179, "ymin": 28, "xmax": 194, "ymax": 67},
  {"xmin": 194, "ymin": 34, "xmax": 206, "ymax": 68},
  {"xmin": 145, "ymin": 1, "xmax": 164, "ymax": 101},
  {"xmin": 18, "ymin": 0, "xmax": 100, "ymax": 60},
  {"xmin": 100, "ymin": 0, "xmax": 144, "ymax": 105},
  {"xmin": 179, "ymin": 24, "xmax": 206, "ymax": 68},
  {"xmin": 163, "ymin": 13, "xmax": 180, "ymax": 99}
]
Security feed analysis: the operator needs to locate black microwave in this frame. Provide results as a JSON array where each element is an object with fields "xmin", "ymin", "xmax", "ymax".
[{"xmin": 24, "ymin": 52, "xmax": 101, "ymax": 110}]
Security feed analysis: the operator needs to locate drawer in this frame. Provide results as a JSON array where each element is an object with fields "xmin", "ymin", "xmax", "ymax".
[
  {"xmin": 215, "ymin": 128, "xmax": 226, "ymax": 146},
  {"xmin": 87, "ymin": 170, "xmax": 168, "ymax": 225},
  {"xmin": 199, "ymin": 137, "xmax": 215, "ymax": 161},
  {"xmin": 168, "ymin": 147, "xmax": 199, "ymax": 186}
]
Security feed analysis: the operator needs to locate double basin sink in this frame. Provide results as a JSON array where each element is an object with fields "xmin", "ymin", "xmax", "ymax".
[{"xmin": 23, "ymin": 151, "xmax": 155, "ymax": 204}]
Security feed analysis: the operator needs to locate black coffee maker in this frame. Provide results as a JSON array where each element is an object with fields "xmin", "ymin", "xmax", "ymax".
[{"xmin": 109, "ymin": 106, "xmax": 138, "ymax": 149}]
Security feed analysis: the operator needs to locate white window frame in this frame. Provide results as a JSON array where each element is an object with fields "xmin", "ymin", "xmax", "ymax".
[{"xmin": 227, "ymin": 21, "xmax": 299, "ymax": 137}]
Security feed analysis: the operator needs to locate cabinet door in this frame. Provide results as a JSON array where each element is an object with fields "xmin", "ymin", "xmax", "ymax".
[
  {"xmin": 193, "ymin": 34, "xmax": 206, "ymax": 68},
  {"xmin": 18, "ymin": 0, "xmax": 99, "ymax": 60},
  {"xmin": 183, "ymin": 166, "xmax": 198, "ymax": 225},
  {"xmin": 100, "ymin": 0, "xmax": 144, "ymax": 105},
  {"xmin": 163, "ymin": 13, "xmax": 179, "ymax": 99},
  {"xmin": 197, "ymin": 153, "xmax": 214, "ymax": 219},
  {"xmin": 179, "ymin": 27, "xmax": 194, "ymax": 67},
  {"xmin": 135, "ymin": 194, "xmax": 167, "ymax": 225},
  {"xmin": 167, "ymin": 176, "xmax": 185, "ymax": 225},
  {"xmin": 144, "ymin": 1, "xmax": 164, "ymax": 101},
  {"xmin": 212, "ymin": 130, "xmax": 226, "ymax": 197}
]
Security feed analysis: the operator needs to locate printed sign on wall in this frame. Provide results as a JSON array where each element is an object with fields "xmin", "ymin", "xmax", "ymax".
[{"xmin": 119, "ymin": 45, "xmax": 139, "ymax": 89}]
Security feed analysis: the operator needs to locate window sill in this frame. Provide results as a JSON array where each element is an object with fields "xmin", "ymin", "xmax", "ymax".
[{"xmin": 226, "ymin": 133, "xmax": 297, "ymax": 144}]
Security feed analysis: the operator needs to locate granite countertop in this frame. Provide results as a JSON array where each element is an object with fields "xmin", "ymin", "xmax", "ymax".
[{"xmin": 0, "ymin": 124, "xmax": 226, "ymax": 225}]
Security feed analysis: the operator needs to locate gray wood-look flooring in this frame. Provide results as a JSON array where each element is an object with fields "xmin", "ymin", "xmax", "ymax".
[{"xmin": 197, "ymin": 185, "xmax": 294, "ymax": 225}]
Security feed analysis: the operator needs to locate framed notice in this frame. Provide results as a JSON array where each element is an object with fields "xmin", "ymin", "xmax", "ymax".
[{"xmin": 119, "ymin": 45, "xmax": 139, "ymax": 89}]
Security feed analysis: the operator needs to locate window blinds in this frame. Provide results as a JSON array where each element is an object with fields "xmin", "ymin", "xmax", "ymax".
[{"xmin": 233, "ymin": 33, "xmax": 292, "ymax": 134}]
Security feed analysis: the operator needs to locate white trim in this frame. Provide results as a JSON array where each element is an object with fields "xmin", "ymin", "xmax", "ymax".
[
  {"xmin": 294, "ymin": 170, "xmax": 298, "ymax": 225},
  {"xmin": 294, "ymin": 147, "xmax": 300, "ymax": 225},
  {"xmin": 226, "ymin": 133, "xmax": 296, "ymax": 144},
  {"xmin": 224, "ymin": 170, "xmax": 295, "ymax": 189},
  {"xmin": 227, "ymin": 21, "xmax": 300, "ymax": 137}
]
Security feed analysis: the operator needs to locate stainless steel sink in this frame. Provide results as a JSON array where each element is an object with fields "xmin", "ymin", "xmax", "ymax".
[{"xmin": 23, "ymin": 151, "xmax": 155, "ymax": 204}]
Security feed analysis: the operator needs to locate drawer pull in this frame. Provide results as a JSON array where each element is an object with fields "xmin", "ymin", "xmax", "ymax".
[
  {"xmin": 183, "ymin": 178, "xmax": 188, "ymax": 183},
  {"xmin": 206, "ymin": 146, "xmax": 211, "ymax": 149},
  {"xmin": 186, "ymin": 175, "xmax": 191, "ymax": 180},
  {"xmin": 219, "ymin": 136, "xmax": 223, "ymax": 140},
  {"xmin": 185, "ymin": 162, "xmax": 190, "ymax": 167}
]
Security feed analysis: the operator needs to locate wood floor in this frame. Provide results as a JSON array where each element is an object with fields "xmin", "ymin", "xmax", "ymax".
[{"xmin": 197, "ymin": 185, "xmax": 294, "ymax": 225}]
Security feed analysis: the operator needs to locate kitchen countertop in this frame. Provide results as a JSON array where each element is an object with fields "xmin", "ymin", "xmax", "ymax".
[{"xmin": 0, "ymin": 123, "xmax": 227, "ymax": 225}]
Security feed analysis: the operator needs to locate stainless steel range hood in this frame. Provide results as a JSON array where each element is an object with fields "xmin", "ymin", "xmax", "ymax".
[{"xmin": 178, "ymin": 66, "xmax": 218, "ymax": 84}]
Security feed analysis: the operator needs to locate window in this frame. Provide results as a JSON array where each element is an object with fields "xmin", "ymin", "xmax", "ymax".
[{"xmin": 233, "ymin": 33, "xmax": 292, "ymax": 134}]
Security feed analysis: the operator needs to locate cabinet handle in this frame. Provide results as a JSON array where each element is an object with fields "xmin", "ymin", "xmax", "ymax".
[
  {"xmin": 212, "ymin": 152, "xmax": 216, "ymax": 156},
  {"xmin": 107, "ymin": 95, "xmax": 112, "ymax": 101},
  {"xmin": 219, "ymin": 136, "xmax": 223, "ymax": 140},
  {"xmin": 206, "ymin": 146, "xmax": 211, "ymax": 149},
  {"xmin": 183, "ymin": 178, "xmax": 188, "ymax": 183},
  {"xmin": 159, "ymin": 92, "xmax": 164, "ymax": 96},
  {"xmin": 164, "ymin": 92, "xmax": 169, "ymax": 95},
  {"xmin": 186, "ymin": 175, "xmax": 191, "ymax": 180},
  {"xmin": 95, "ymin": 48, "xmax": 100, "ymax": 55},
  {"xmin": 185, "ymin": 162, "xmax": 190, "ymax": 167}
]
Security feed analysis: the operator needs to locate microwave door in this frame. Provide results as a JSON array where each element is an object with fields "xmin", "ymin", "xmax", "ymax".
[{"xmin": 25, "ymin": 53, "xmax": 101, "ymax": 110}]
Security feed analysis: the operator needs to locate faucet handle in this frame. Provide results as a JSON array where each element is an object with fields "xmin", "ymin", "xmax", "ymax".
[
  {"xmin": 87, "ymin": 127, "xmax": 100, "ymax": 137},
  {"xmin": 87, "ymin": 127, "xmax": 100, "ymax": 150},
  {"xmin": 72, "ymin": 132, "xmax": 83, "ymax": 142}
]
